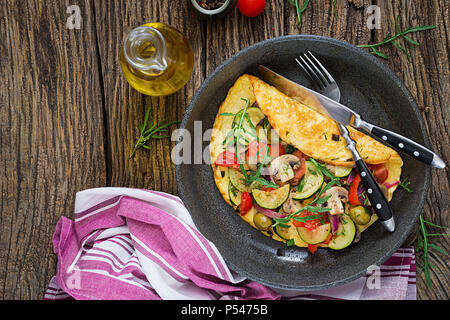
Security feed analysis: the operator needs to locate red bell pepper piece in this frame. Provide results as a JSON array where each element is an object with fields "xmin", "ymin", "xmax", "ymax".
[{"xmin": 349, "ymin": 173, "xmax": 362, "ymax": 205}]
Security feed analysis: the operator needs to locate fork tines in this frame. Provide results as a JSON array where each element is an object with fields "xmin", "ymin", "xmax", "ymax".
[{"xmin": 295, "ymin": 51, "xmax": 335, "ymax": 89}]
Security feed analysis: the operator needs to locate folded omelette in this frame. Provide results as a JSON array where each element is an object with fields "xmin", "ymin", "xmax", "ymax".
[{"xmin": 210, "ymin": 74, "xmax": 403, "ymax": 252}]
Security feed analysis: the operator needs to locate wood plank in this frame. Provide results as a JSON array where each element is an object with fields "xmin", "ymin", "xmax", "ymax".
[
  {"xmin": 205, "ymin": 0, "xmax": 285, "ymax": 74},
  {"xmin": 93, "ymin": 0, "xmax": 206, "ymax": 195},
  {"xmin": 372, "ymin": 0, "xmax": 449, "ymax": 300},
  {"xmin": 284, "ymin": 0, "xmax": 373, "ymax": 43},
  {"xmin": 0, "ymin": 0, "xmax": 106, "ymax": 299}
]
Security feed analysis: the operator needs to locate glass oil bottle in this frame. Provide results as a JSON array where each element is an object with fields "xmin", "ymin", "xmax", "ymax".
[{"xmin": 120, "ymin": 23, "xmax": 194, "ymax": 96}]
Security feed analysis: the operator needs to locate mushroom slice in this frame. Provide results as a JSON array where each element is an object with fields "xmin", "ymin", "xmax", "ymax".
[
  {"xmin": 282, "ymin": 192, "xmax": 303, "ymax": 214},
  {"xmin": 270, "ymin": 154, "xmax": 300, "ymax": 183},
  {"xmin": 320, "ymin": 187, "xmax": 349, "ymax": 215}
]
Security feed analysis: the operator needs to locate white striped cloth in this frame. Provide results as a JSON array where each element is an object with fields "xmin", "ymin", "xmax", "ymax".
[{"xmin": 45, "ymin": 187, "xmax": 416, "ymax": 300}]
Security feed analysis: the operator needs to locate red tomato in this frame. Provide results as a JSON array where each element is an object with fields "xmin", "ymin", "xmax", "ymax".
[
  {"xmin": 290, "ymin": 158, "xmax": 306, "ymax": 186},
  {"xmin": 215, "ymin": 151, "xmax": 239, "ymax": 168},
  {"xmin": 247, "ymin": 141, "xmax": 270, "ymax": 165},
  {"xmin": 349, "ymin": 174, "xmax": 362, "ymax": 205},
  {"xmin": 292, "ymin": 209, "xmax": 327, "ymax": 231},
  {"xmin": 239, "ymin": 192, "xmax": 253, "ymax": 215},
  {"xmin": 269, "ymin": 143, "xmax": 285, "ymax": 159},
  {"xmin": 237, "ymin": 0, "xmax": 266, "ymax": 17},
  {"xmin": 260, "ymin": 187, "xmax": 275, "ymax": 192},
  {"xmin": 368, "ymin": 164, "xmax": 389, "ymax": 183}
]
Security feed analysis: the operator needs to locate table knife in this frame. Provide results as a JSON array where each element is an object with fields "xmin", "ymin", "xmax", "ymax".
[{"xmin": 258, "ymin": 66, "xmax": 446, "ymax": 169}]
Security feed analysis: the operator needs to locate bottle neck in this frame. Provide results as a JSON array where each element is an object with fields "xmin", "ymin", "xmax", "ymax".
[{"xmin": 123, "ymin": 26, "xmax": 168, "ymax": 75}]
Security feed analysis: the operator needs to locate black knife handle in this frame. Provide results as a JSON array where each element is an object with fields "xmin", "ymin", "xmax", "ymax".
[
  {"xmin": 370, "ymin": 125, "xmax": 438, "ymax": 167},
  {"xmin": 354, "ymin": 159, "xmax": 393, "ymax": 223}
]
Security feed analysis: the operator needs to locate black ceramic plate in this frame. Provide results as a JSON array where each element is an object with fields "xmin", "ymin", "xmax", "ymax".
[{"xmin": 175, "ymin": 35, "xmax": 430, "ymax": 291}]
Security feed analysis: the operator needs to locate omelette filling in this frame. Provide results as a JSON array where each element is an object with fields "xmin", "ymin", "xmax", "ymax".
[{"xmin": 214, "ymin": 98, "xmax": 399, "ymax": 254}]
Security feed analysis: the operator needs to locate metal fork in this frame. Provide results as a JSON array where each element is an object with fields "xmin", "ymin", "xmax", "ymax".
[{"xmin": 295, "ymin": 51, "xmax": 395, "ymax": 233}]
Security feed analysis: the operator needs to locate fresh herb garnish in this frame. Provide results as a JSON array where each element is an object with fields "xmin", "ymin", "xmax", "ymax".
[
  {"xmin": 332, "ymin": 0, "xmax": 337, "ymax": 18},
  {"xmin": 285, "ymin": 144, "xmax": 296, "ymax": 154},
  {"xmin": 416, "ymin": 214, "xmax": 449, "ymax": 289},
  {"xmin": 130, "ymin": 107, "xmax": 180, "ymax": 159},
  {"xmin": 399, "ymin": 178, "xmax": 413, "ymax": 193},
  {"xmin": 296, "ymin": 177, "xmax": 306, "ymax": 192},
  {"xmin": 227, "ymin": 98, "xmax": 277, "ymax": 189},
  {"xmin": 287, "ymin": 0, "xmax": 310, "ymax": 29},
  {"xmin": 286, "ymin": 239, "xmax": 296, "ymax": 247},
  {"xmin": 309, "ymin": 158, "xmax": 342, "ymax": 186},
  {"xmin": 358, "ymin": 15, "xmax": 436, "ymax": 60},
  {"xmin": 288, "ymin": 0, "xmax": 338, "ymax": 28}
]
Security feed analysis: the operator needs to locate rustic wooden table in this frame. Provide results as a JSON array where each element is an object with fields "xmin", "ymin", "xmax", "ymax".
[{"xmin": 0, "ymin": 0, "xmax": 448, "ymax": 300}]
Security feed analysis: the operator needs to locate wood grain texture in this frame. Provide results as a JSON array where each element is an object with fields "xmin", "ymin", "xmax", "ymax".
[
  {"xmin": 0, "ymin": 0, "xmax": 447, "ymax": 299},
  {"xmin": 93, "ymin": 0, "xmax": 206, "ymax": 194},
  {"xmin": 371, "ymin": 0, "xmax": 449, "ymax": 300},
  {"xmin": 0, "ymin": 0, "xmax": 106, "ymax": 299}
]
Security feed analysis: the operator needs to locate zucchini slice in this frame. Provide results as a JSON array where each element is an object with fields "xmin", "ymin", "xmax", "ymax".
[
  {"xmin": 255, "ymin": 124, "xmax": 267, "ymax": 142},
  {"xmin": 228, "ymin": 182, "xmax": 242, "ymax": 206},
  {"xmin": 274, "ymin": 224, "xmax": 291, "ymax": 241},
  {"xmin": 326, "ymin": 164, "xmax": 353, "ymax": 178},
  {"xmin": 328, "ymin": 215, "xmax": 356, "ymax": 250},
  {"xmin": 292, "ymin": 160, "xmax": 324, "ymax": 200},
  {"xmin": 296, "ymin": 223, "xmax": 331, "ymax": 245},
  {"xmin": 232, "ymin": 107, "xmax": 266, "ymax": 146},
  {"xmin": 252, "ymin": 184, "xmax": 290, "ymax": 210},
  {"xmin": 228, "ymin": 168, "xmax": 252, "ymax": 193}
]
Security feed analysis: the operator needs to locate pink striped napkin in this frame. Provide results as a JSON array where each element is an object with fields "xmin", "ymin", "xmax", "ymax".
[{"xmin": 45, "ymin": 187, "xmax": 416, "ymax": 300}]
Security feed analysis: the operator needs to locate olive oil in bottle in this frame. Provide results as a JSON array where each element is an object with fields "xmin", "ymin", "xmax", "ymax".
[{"xmin": 120, "ymin": 23, "xmax": 194, "ymax": 96}]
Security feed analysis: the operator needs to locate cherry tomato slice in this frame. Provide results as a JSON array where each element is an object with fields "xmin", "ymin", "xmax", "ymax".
[
  {"xmin": 368, "ymin": 164, "xmax": 389, "ymax": 183},
  {"xmin": 247, "ymin": 141, "xmax": 270, "ymax": 165},
  {"xmin": 292, "ymin": 209, "xmax": 327, "ymax": 230},
  {"xmin": 269, "ymin": 143, "xmax": 285, "ymax": 160},
  {"xmin": 290, "ymin": 158, "xmax": 306, "ymax": 186},
  {"xmin": 239, "ymin": 192, "xmax": 253, "ymax": 215},
  {"xmin": 215, "ymin": 151, "xmax": 239, "ymax": 168}
]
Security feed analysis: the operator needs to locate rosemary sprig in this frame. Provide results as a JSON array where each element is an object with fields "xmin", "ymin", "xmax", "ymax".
[
  {"xmin": 332, "ymin": 0, "xmax": 337, "ymax": 18},
  {"xmin": 358, "ymin": 15, "xmax": 436, "ymax": 59},
  {"xmin": 288, "ymin": 0, "xmax": 310, "ymax": 29},
  {"xmin": 399, "ymin": 178, "xmax": 413, "ymax": 193},
  {"xmin": 288, "ymin": 0, "xmax": 338, "ymax": 28},
  {"xmin": 415, "ymin": 214, "xmax": 449, "ymax": 289},
  {"xmin": 129, "ymin": 107, "xmax": 180, "ymax": 159}
]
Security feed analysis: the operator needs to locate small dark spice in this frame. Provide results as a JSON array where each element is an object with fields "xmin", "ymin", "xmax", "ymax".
[
  {"xmin": 332, "ymin": 133, "xmax": 340, "ymax": 141},
  {"xmin": 196, "ymin": 0, "xmax": 226, "ymax": 10}
]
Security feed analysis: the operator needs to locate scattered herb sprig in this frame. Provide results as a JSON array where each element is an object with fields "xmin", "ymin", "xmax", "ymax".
[
  {"xmin": 358, "ymin": 15, "xmax": 436, "ymax": 60},
  {"xmin": 416, "ymin": 214, "xmax": 449, "ymax": 289},
  {"xmin": 129, "ymin": 107, "xmax": 180, "ymax": 159},
  {"xmin": 288, "ymin": 0, "xmax": 337, "ymax": 29},
  {"xmin": 399, "ymin": 178, "xmax": 413, "ymax": 193},
  {"xmin": 288, "ymin": 0, "xmax": 310, "ymax": 29}
]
